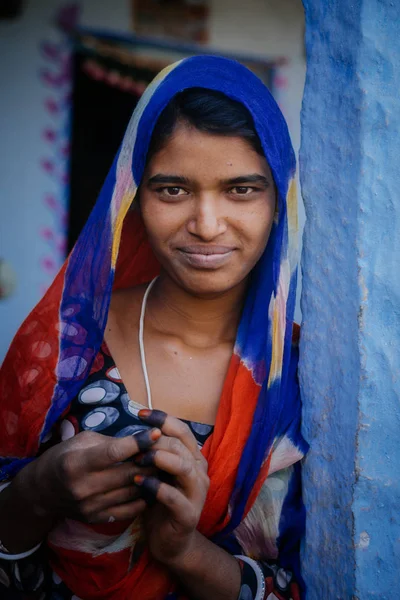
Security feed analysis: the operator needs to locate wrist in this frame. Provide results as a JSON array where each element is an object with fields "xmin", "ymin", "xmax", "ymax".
[
  {"xmin": 0, "ymin": 463, "xmax": 57, "ymax": 556},
  {"xmin": 13, "ymin": 460, "xmax": 57, "ymax": 521},
  {"xmin": 160, "ymin": 531, "xmax": 242, "ymax": 600},
  {"xmin": 158, "ymin": 530, "xmax": 200, "ymax": 571}
]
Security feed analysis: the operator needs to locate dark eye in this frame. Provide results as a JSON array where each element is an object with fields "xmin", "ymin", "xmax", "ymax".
[
  {"xmin": 230, "ymin": 186, "xmax": 254, "ymax": 195},
  {"xmin": 160, "ymin": 187, "xmax": 187, "ymax": 197}
]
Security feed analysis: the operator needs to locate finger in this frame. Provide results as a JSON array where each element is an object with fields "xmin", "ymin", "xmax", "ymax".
[
  {"xmin": 85, "ymin": 428, "xmax": 161, "ymax": 470},
  {"xmin": 135, "ymin": 436, "xmax": 192, "ymax": 465},
  {"xmin": 137, "ymin": 409, "xmax": 167, "ymax": 428},
  {"xmin": 136, "ymin": 449, "xmax": 206, "ymax": 497},
  {"xmin": 89, "ymin": 499, "xmax": 147, "ymax": 524},
  {"xmin": 77, "ymin": 462, "xmax": 157, "ymax": 498},
  {"xmin": 133, "ymin": 476, "xmax": 194, "ymax": 523},
  {"xmin": 138, "ymin": 410, "xmax": 200, "ymax": 458},
  {"xmin": 80, "ymin": 485, "xmax": 141, "ymax": 516},
  {"xmin": 146, "ymin": 435, "xmax": 189, "ymax": 455},
  {"xmin": 137, "ymin": 435, "xmax": 208, "ymax": 475}
]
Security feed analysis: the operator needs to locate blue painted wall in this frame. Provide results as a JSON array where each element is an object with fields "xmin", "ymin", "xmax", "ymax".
[{"xmin": 300, "ymin": 0, "xmax": 400, "ymax": 597}]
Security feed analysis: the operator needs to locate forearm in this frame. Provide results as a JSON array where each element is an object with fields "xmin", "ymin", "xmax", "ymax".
[
  {"xmin": 0, "ymin": 463, "xmax": 56, "ymax": 555},
  {"xmin": 163, "ymin": 530, "xmax": 241, "ymax": 600}
]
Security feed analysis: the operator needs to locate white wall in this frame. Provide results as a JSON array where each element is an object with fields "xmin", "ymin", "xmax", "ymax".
[
  {"xmin": 0, "ymin": 0, "xmax": 305, "ymax": 361},
  {"xmin": 0, "ymin": 0, "xmax": 131, "ymax": 361},
  {"xmin": 79, "ymin": 0, "xmax": 131, "ymax": 30},
  {"xmin": 0, "ymin": 0, "xmax": 65, "ymax": 360},
  {"xmin": 210, "ymin": 0, "xmax": 304, "ymax": 57}
]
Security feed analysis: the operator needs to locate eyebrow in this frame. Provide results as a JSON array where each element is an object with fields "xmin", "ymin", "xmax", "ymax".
[
  {"xmin": 221, "ymin": 174, "xmax": 270, "ymax": 186},
  {"xmin": 147, "ymin": 173, "xmax": 270, "ymax": 186},
  {"xmin": 147, "ymin": 174, "xmax": 191, "ymax": 185}
]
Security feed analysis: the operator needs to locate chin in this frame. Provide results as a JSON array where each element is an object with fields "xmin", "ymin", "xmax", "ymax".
[{"xmin": 173, "ymin": 267, "xmax": 246, "ymax": 298}]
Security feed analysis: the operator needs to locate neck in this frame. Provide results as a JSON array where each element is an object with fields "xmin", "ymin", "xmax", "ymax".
[{"xmin": 147, "ymin": 272, "xmax": 247, "ymax": 349}]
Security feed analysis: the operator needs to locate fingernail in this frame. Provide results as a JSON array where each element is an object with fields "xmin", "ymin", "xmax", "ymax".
[
  {"xmin": 149, "ymin": 428, "xmax": 161, "ymax": 441},
  {"xmin": 133, "ymin": 475, "xmax": 160, "ymax": 497},
  {"xmin": 134, "ymin": 450, "xmax": 156, "ymax": 466},
  {"xmin": 134, "ymin": 452, "xmax": 144, "ymax": 463},
  {"xmin": 138, "ymin": 409, "xmax": 152, "ymax": 419},
  {"xmin": 134, "ymin": 428, "xmax": 160, "ymax": 451},
  {"xmin": 138, "ymin": 409, "xmax": 167, "ymax": 428}
]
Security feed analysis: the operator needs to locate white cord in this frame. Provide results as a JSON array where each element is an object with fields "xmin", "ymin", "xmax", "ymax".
[{"xmin": 139, "ymin": 277, "xmax": 158, "ymax": 410}]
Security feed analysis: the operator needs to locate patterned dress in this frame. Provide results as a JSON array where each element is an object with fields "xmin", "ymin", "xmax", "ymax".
[{"xmin": 0, "ymin": 342, "xmax": 300, "ymax": 600}]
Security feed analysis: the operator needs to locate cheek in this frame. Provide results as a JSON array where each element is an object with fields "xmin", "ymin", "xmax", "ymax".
[
  {"xmin": 239, "ymin": 201, "xmax": 276, "ymax": 252},
  {"xmin": 140, "ymin": 199, "xmax": 183, "ymax": 249}
]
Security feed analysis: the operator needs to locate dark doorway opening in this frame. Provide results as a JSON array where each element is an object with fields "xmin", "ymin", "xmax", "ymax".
[{"xmin": 67, "ymin": 49, "xmax": 158, "ymax": 251}]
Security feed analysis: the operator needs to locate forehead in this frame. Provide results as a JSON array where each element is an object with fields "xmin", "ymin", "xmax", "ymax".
[{"xmin": 145, "ymin": 122, "xmax": 270, "ymax": 179}]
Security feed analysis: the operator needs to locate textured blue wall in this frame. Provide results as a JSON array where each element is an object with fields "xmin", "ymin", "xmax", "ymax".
[{"xmin": 300, "ymin": 1, "xmax": 400, "ymax": 598}]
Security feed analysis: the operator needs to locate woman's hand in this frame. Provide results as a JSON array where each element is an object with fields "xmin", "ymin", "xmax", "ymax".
[
  {"xmin": 134, "ymin": 410, "xmax": 210, "ymax": 564},
  {"xmin": 22, "ymin": 427, "xmax": 161, "ymax": 524}
]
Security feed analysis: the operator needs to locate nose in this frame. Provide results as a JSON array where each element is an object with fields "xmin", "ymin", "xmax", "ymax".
[{"xmin": 186, "ymin": 196, "xmax": 227, "ymax": 241}]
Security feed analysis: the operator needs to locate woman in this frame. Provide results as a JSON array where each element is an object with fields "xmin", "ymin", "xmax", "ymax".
[{"xmin": 0, "ymin": 56, "xmax": 307, "ymax": 599}]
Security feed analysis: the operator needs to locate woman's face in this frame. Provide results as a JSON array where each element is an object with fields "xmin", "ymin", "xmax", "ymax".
[{"xmin": 140, "ymin": 121, "xmax": 276, "ymax": 297}]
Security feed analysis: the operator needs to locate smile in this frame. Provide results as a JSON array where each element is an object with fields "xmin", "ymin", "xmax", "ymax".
[{"xmin": 177, "ymin": 246, "xmax": 235, "ymax": 269}]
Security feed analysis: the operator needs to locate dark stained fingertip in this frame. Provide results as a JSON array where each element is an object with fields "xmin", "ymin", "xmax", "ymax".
[
  {"xmin": 133, "ymin": 475, "xmax": 160, "ymax": 498},
  {"xmin": 133, "ymin": 450, "xmax": 156, "ymax": 467},
  {"xmin": 138, "ymin": 409, "xmax": 167, "ymax": 428},
  {"xmin": 133, "ymin": 428, "xmax": 161, "ymax": 451}
]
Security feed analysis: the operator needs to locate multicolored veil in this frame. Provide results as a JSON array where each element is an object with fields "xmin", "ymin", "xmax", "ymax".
[{"xmin": 0, "ymin": 56, "xmax": 307, "ymax": 599}]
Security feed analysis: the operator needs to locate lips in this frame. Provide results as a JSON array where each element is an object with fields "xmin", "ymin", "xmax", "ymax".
[
  {"xmin": 178, "ymin": 245, "xmax": 235, "ymax": 255},
  {"xmin": 177, "ymin": 245, "xmax": 236, "ymax": 269}
]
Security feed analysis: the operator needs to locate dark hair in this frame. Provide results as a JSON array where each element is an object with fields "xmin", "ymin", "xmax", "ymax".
[{"xmin": 145, "ymin": 87, "xmax": 264, "ymax": 164}]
